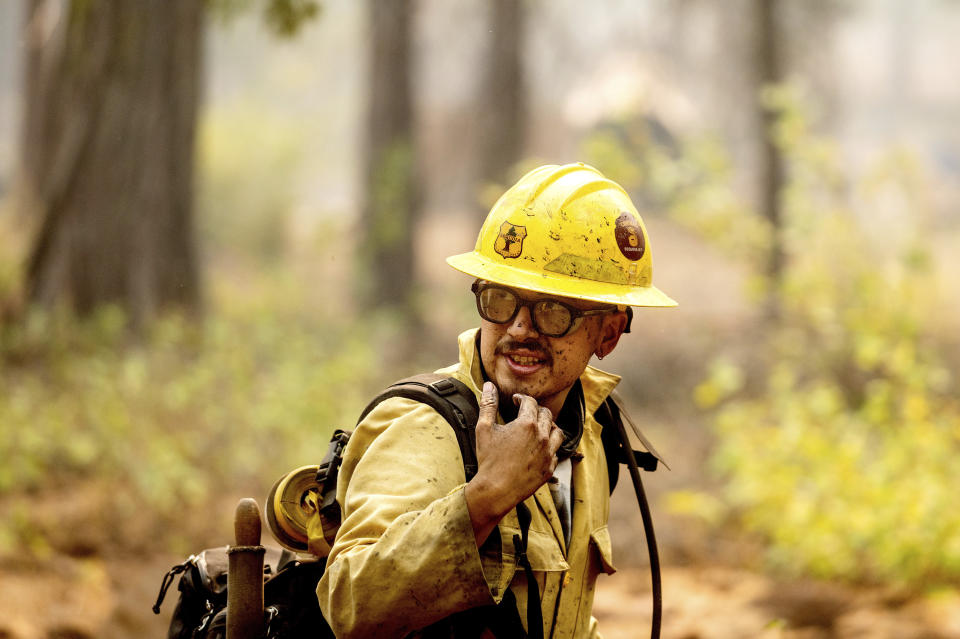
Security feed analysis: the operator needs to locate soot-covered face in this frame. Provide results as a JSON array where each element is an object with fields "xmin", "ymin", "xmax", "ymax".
[{"xmin": 476, "ymin": 284, "xmax": 627, "ymax": 416}]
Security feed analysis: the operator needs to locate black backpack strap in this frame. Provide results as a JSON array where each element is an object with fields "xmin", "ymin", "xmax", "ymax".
[
  {"xmin": 608, "ymin": 390, "xmax": 668, "ymax": 470},
  {"xmin": 596, "ymin": 395, "xmax": 665, "ymax": 492},
  {"xmin": 512, "ymin": 502, "xmax": 543, "ymax": 639},
  {"xmin": 153, "ymin": 556, "xmax": 195, "ymax": 614},
  {"xmin": 357, "ymin": 374, "xmax": 481, "ymax": 481}
]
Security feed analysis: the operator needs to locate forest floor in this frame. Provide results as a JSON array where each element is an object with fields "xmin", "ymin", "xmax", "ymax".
[{"xmin": 595, "ymin": 566, "xmax": 960, "ymax": 639}]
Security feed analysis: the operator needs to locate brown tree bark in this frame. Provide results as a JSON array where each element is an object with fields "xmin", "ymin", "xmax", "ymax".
[
  {"xmin": 476, "ymin": 0, "xmax": 526, "ymax": 194},
  {"xmin": 20, "ymin": 0, "xmax": 203, "ymax": 327},
  {"xmin": 361, "ymin": 0, "xmax": 420, "ymax": 315},
  {"xmin": 752, "ymin": 0, "xmax": 785, "ymax": 322}
]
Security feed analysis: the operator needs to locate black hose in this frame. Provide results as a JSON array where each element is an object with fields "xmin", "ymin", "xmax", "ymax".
[{"xmin": 613, "ymin": 416, "xmax": 662, "ymax": 639}]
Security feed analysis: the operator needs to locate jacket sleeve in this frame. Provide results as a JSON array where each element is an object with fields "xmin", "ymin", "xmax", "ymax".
[{"xmin": 317, "ymin": 398, "xmax": 502, "ymax": 638}]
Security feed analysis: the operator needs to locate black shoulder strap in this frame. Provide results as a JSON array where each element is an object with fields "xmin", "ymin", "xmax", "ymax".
[
  {"xmin": 357, "ymin": 374, "xmax": 481, "ymax": 481},
  {"xmin": 596, "ymin": 396, "xmax": 662, "ymax": 493}
]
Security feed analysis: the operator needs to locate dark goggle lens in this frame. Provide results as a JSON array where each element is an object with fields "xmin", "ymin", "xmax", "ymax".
[
  {"xmin": 532, "ymin": 301, "xmax": 573, "ymax": 336},
  {"xmin": 477, "ymin": 287, "xmax": 574, "ymax": 336},
  {"xmin": 478, "ymin": 287, "xmax": 518, "ymax": 322}
]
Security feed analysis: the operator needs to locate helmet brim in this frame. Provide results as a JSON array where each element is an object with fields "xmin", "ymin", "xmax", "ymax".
[{"xmin": 446, "ymin": 252, "xmax": 678, "ymax": 308}]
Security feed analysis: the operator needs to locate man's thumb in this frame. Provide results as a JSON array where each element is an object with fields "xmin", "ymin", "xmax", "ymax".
[{"xmin": 478, "ymin": 381, "xmax": 499, "ymax": 424}]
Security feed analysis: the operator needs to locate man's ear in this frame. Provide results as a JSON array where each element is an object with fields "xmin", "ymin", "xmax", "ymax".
[{"xmin": 595, "ymin": 311, "xmax": 629, "ymax": 359}]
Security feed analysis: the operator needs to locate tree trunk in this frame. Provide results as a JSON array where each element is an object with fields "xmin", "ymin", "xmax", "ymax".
[
  {"xmin": 476, "ymin": 0, "xmax": 526, "ymax": 194},
  {"xmin": 361, "ymin": 0, "xmax": 419, "ymax": 315},
  {"xmin": 752, "ymin": 0, "xmax": 785, "ymax": 322},
  {"xmin": 20, "ymin": 0, "xmax": 203, "ymax": 327}
]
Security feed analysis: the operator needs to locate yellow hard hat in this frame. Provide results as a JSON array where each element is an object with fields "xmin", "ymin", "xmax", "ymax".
[{"xmin": 447, "ymin": 162, "xmax": 677, "ymax": 307}]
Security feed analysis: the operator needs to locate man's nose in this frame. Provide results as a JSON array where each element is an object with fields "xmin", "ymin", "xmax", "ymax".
[{"xmin": 507, "ymin": 304, "xmax": 540, "ymax": 338}]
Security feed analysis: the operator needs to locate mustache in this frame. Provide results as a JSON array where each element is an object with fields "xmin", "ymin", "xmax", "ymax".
[{"xmin": 495, "ymin": 339, "xmax": 551, "ymax": 360}]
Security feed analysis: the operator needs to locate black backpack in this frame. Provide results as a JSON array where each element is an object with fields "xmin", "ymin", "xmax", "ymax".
[
  {"xmin": 154, "ymin": 374, "xmax": 661, "ymax": 638},
  {"xmin": 155, "ymin": 545, "xmax": 330, "ymax": 639}
]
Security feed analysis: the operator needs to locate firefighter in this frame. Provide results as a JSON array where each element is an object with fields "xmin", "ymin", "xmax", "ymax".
[{"xmin": 317, "ymin": 163, "xmax": 676, "ymax": 637}]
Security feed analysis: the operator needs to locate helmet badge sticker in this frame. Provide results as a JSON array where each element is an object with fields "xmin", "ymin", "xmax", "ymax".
[
  {"xmin": 494, "ymin": 221, "xmax": 527, "ymax": 259},
  {"xmin": 615, "ymin": 212, "xmax": 645, "ymax": 261}
]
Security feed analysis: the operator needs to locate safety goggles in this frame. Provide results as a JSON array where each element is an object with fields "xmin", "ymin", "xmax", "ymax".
[{"xmin": 472, "ymin": 281, "xmax": 618, "ymax": 337}]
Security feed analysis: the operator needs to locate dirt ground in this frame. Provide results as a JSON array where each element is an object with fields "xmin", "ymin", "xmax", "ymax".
[
  {"xmin": 595, "ymin": 567, "xmax": 960, "ymax": 639},
  {"xmin": 1, "ymin": 554, "xmax": 958, "ymax": 639}
]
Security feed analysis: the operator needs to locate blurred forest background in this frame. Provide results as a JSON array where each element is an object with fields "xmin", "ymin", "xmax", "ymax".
[{"xmin": 1, "ymin": 0, "xmax": 959, "ymax": 637}]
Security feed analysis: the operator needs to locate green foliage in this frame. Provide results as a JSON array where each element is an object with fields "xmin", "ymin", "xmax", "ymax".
[
  {"xmin": 209, "ymin": 0, "xmax": 322, "ymax": 38},
  {"xmin": 0, "ymin": 299, "xmax": 377, "ymax": 556},
  {"xmin": 585, "ymin": 87, "xmax": 960, "ymax": 588},
  {"xmin": 263, "ymin": 0, "xmax": 321, "ymax": 37},
  {"xmin": 707, "ymin": 90, "xmax": 958, "ymax": 587},
  {"xmin": 696, "ymin": 231, "xmax": 960, "ymax": 586},
  {"xmin": 197, "ymin": 102, "xmax": 304, "ymax": 262}
]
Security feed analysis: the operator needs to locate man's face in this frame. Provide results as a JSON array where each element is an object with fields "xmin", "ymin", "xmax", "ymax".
[{"xmin": 477, "ymin": 284, "xmax": 624, "ymax": 416}]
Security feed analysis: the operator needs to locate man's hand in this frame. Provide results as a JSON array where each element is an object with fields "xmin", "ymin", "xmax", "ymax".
[{"xmin": 464, "ymin": 382, "xmax": 565, "ymax": 546}]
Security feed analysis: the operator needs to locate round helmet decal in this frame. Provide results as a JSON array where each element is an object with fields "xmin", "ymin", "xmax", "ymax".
[{"xmin": 614, "ymin": 212, "xmax": 645, "ymax": 261}]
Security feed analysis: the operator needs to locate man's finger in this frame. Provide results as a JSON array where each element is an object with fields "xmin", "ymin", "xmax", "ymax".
[
  {"xmin": 478, "ymin": 381, "xmax": 499, "ymax": 427},
  {"xmin": 548, "ymin": 424, "xmax": 565, "ymax": 454},
  {"xmin": 536, "ymin": 406, "xmax": 554, "ymax": 439},
  {"xmin": 513, "ymin": 394, "xmax": 540, "ymax": 423}
]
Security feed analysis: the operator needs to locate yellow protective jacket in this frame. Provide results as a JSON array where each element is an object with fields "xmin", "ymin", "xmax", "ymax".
[{"xmin": 317, "ymin": 329, "xmax": 620, "ymax": 638}]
